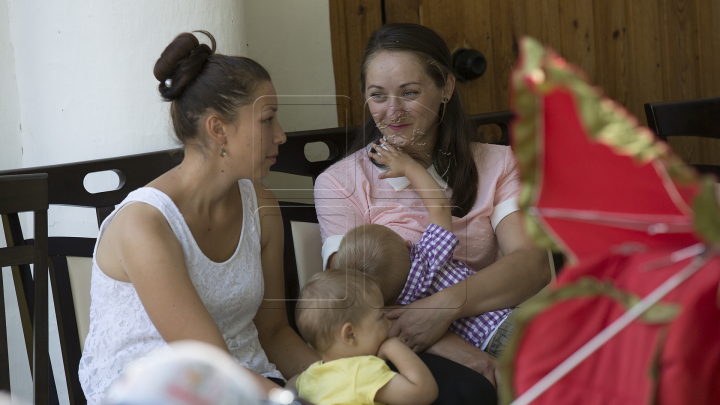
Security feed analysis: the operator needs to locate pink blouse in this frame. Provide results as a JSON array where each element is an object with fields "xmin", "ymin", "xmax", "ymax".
[{"xmin": 314, "ymin": 143, "xmax": 522, "ymax": 273}]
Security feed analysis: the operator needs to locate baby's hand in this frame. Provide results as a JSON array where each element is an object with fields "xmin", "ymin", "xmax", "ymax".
[
  {"xmin": 368, "ymin": 139, "xmax": 421, "ymax": 179},
  {"xmin": 376, "ymin": 337, "xmax": 406, "ymax": 361}
]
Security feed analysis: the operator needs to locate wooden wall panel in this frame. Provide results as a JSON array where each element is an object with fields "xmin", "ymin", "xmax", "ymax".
[
  {"xmin": 626, "ymin": 0, "xmax": 664, "ymax": 127},
  {"xmin": 329, "ymin": 0, "xmax": 720, "ymax": 166},
  {"xmin": 558, "ymin": 0, "xmax": 597, "ymax": 81},
  {"xmin": 328, "ymin": 0, "xmax": 351, "ymax": 126},
  {"xmin": 524, "ymin": 0, "xmax": 562, "ymax": 53},
  {"xmin": 683, "ymin": 0, "xmax": 720, "ymax": 166},
  {"xmin": 458, "ymin": 0, "xmax": 497, "ymax": 115},
  {"xmin": 384, "ymin": 0, "xmax": 421, "ymax": 24},
  {"xmin": 659, "ymin": 0, "xmax": 704, "ymax": 163},
  {"xmin": 593, "ymin": 0, "xmax": 630, "ymax": 107},
  {"xmin": 489, "ymin": 0, "xmax": 527, "ymax": 110},
  {"xmin": 329, "ymin": 0, "xmax": 383, "ymax": 126},
  {"xmin": 422, "ymin": 1, "xmax": 460, "ymax": 47},
  {"xmin": 696, "ymin": 0, "xmax": 720, "ymax": 99},
  {"xmin": 659, "ymin": 0, "xmax": 701, "ymax": 102}
]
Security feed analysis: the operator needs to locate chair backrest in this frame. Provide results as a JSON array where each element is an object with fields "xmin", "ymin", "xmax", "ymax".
[
  {"xmin": 644, "ymin": 96, "xmax": 720, "ymax": 177},
  {"xmin": 0, "ymin": 151, "xmax": 183, "ymax": 405},
  {"xmin": 0, "ymin": 174, "xmax": 49, "ymax": 404}
]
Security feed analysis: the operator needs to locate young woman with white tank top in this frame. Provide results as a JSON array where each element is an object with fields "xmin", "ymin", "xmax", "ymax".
[{"xmin": 77, "ymin": 31, "xmax": 319, "ymax": 404}]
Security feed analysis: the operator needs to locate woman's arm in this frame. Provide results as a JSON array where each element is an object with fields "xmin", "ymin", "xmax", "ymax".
[
  {"xmin": 253, "ymin": 182, "xmax": 320, "ymax": 378},
  {"xmin": 104, "ymin": 203, "xmax": 284, "ymax": 394},
  {"xmin": 387, "ymin": 211, "xmax": 550, "ymax": 351}
]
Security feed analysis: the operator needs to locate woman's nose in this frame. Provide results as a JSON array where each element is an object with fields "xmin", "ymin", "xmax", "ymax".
[
  {"xmin": 275, "ymin": 123, "xmax": 287, "ymax": 145},
  {"xmin": 388, "ymin": 97, "xmax": 406, "ymax": 120}
]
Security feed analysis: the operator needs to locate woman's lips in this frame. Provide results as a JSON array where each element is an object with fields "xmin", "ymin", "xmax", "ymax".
[
  {"xmin": 387, "ymin": 124, "xmax": 409, "ymax": 131},
  {"xmin": 267, "ymin": 154, "xmax": 278, "ymax": 164}
]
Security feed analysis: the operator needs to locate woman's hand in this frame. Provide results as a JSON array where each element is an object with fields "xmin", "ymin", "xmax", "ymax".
[
  {"xmin": 369, "ymin": 138, "xmax": 422, "ymax": 179},
  {"xmin": 385, "ymin": 295, "xmax": 456, "ymax": 353}
]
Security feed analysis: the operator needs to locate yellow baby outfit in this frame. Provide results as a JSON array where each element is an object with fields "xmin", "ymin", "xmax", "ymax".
[{"xmin": 296, "ymin": 356, "xmax": 397, "ymax": 405}]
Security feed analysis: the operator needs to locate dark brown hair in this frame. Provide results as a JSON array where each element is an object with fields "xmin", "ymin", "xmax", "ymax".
[
  {"xmin": 348, "ymin": 23, "xmax": 479, "ymax": 218},
  {"xmin": 153, "ymin": 30, "xmax": 271, "ymax": 150}
]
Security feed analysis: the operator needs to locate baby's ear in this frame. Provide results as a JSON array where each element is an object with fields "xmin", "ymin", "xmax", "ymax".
[
  {"xmin": 327, "ymin": 252, "xmax": 338, "ymax": 270},
  {"xmin": 340, "ymin": 322, "xmax": 357, "ymax": 346}
]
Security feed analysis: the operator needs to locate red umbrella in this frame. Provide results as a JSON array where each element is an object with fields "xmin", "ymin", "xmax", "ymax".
[{"xmin": 502, "ymin": 37, "xmax": 720, "ymax": 405}]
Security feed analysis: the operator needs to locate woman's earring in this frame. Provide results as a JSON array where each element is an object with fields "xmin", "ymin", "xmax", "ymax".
[
  {"xmin": 220, "ymin": 144, "xmax": 226, "ymax": 158},
  {"xmin": 442, "ymin": 96, "xmax": 449, "ymax": 103}
]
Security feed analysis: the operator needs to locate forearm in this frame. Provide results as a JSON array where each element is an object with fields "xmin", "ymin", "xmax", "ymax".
[
  {"xmin": 385, "ymin": 344, "xmax": 435, "ymax": 386},
  {"xmin": 437, "ymin": 247, "xmax": 550, "ymax": 319},
  {"xmin": 260, "ymin": 324, "xmax": 320, "ymax": 378}
]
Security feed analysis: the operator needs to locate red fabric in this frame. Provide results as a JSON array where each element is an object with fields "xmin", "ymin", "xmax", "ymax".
[
  {"xmin": 535, "ymin": 90, "xmax": 700, "ymax": 261},
  {"xmin": 513, "ymin": 251, "xmax": 720, "ymax": 405},
  {"xmin": 510, "ymin": 83, "xmax": 720, "ymax": 403}
]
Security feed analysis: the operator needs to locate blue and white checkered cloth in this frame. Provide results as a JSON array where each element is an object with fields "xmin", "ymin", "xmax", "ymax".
[{"xmin": 397, "ymin": 224, "xmax": 512, "ymax": 348}]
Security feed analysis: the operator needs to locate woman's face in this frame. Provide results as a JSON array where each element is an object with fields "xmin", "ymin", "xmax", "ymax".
[
  {"xmin": 226, "ymin": 81, "xmax": 286, "ymax": 180},
  {"xmin": 364, "ymin": 51, "xmax": 452, "ymax": 158}
]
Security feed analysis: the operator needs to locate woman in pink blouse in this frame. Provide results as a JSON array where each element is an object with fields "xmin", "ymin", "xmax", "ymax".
[{"xmin": 314, "ymin": 24, "xmax": 551, "ymax": 392}]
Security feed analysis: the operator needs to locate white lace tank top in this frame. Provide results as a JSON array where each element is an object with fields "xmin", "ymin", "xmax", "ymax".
[{"xmin": 78, "ymin": 180, "xmax": 283, "ymax": 404}]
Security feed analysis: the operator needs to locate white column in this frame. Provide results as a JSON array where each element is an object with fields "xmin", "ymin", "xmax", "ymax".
[{"xmin": 0, "ymin": 0, "xmax": 22, "ymax": 171}]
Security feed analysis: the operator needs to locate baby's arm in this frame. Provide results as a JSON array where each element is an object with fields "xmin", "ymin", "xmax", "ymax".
[
  {"xmin": 374, "ymin": 337, "xmax": 438, "ymax": 405},
  {"xmin": 369, "ymin": 139, "xmax": 453, "ymax": 232}
]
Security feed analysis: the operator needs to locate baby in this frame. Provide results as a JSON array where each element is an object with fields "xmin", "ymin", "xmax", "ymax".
[
  {"xmin": 329, "ymin": 139, "xmax": 513, "ymax": 351},
  {"xmin": 290, "ymin": 269, "xmax": 438, "ymax": 405}
]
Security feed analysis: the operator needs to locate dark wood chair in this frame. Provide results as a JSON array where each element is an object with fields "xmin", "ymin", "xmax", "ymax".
[
  {"xmin": 0, "ymin": 174, "xmax": 49, "ymax": 404},
  {"xmin": 0, "ymin": 109, "xmax": 518, "ymax": 404},
  {"xmin": 644, "ymin": 96, "xmax": 720, "ymax": 177}
]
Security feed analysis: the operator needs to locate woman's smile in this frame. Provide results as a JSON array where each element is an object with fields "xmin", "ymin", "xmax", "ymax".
[{"xmin": 388, "ymin": 124, "xmax": 410, "ymax": 131}]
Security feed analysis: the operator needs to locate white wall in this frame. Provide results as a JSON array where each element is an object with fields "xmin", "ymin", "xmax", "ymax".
[
  {"xmin": 246, "ymin": 0, "xmax": 337, "ymax": 132},
  {"xmin": 0, "ymin": 0, "xmax": 22, "ymax": 171},
  {"xmin": 246, "ymin": 0, "xmax": 337, "ymax": 201}
]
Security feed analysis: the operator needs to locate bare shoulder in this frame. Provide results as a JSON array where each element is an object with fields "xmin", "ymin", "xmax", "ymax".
[
  {"xmin": 96, "ymin": 202, "xmax": 181, "ymax": 282},
  {"xmin": 252, "ymin": 180, "xmax": 279, "ymax": 208}
]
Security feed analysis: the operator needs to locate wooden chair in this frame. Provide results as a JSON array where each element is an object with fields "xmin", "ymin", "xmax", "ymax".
[
  {"xmin": 0, "ymin": 109, "xmax": 517, "ymax": 404},
  {"xmin": 0, "ymin": 152, "xmax": 183, "ymax": 405},
  {"xmin": 0, "ymin": 174, "xmax": 49, "ymax": 404},
  {"xmin": 644, "ymin": 96, "xmax": 720, "ymax": 177}
]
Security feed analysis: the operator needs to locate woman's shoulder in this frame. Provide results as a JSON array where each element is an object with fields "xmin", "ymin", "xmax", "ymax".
[
  {"xmin": 325, "ymin": 149, "xmax": 367, "ymax": 173},
  {"xmin": 249, "ymin": 179, "xmax": 277, "ymax": 205},
  {"xmin": 105, "ymin": 188, "xmax": 175, "ymax": 232},
  {"xmin": 470, "ymin": 142, "xmax": 516, "ymax": 173},
  {"xmin": 315, "ymin": 149, "xmax": 369, "ymax": 185}
]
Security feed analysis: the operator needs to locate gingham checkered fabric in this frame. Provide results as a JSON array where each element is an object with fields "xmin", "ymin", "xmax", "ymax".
[{"xmin": 397, "ymin": 224, "xmax": 512, "ymax": 348}]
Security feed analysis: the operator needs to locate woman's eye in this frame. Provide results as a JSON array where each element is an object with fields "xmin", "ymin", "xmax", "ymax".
[
  {"xmin": 370, "ymin": 93, "xmax": 386, "ymax": 100},
  {"xmin": 403, "ymin": 91, "xmax": 418, "ymax": 97},
  {"xmin": 264, "ymin": 117, "xmax": 274, "ymax": 123}
]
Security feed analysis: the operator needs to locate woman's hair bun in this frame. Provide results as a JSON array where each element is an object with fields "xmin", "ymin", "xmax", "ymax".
[{"xmin": 154, "ymin": 30, "xmax": 216, "ymax": 101}]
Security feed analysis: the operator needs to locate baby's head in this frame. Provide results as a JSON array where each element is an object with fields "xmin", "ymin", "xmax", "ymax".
[
  {"xmin": 331, "ymin": 224, "xmax": 411, "ymax": 306},
  {"xmin": 296, "ymin": 269, "xmax": 391, "ymax": 359}
]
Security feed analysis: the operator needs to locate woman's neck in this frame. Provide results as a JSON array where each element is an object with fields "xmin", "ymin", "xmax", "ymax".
[{"xmin": 151, "ymin": 147, "xmax": 241, "ymax": 216}]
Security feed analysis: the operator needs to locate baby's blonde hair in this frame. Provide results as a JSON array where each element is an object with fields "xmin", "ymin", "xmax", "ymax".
[
  {"xmin": 333, "ymin": 224, "xmax": 411, "ymax": 306},
  {"xmin": 296, "ymin": 269, "xmax": 383, "ymax": 354}
]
